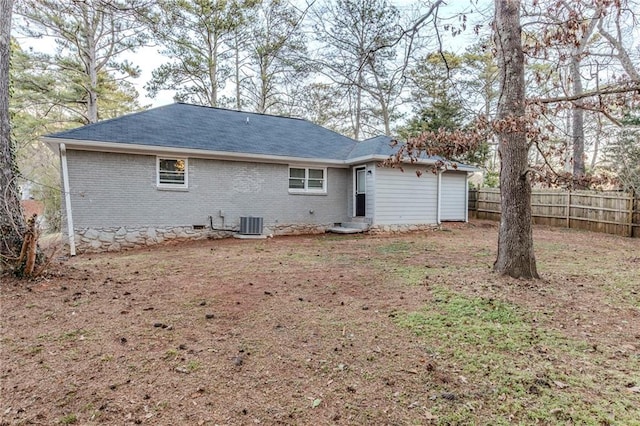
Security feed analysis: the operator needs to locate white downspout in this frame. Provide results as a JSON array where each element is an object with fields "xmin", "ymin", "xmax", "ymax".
[
  {"xmin": 60, "ymin": 143, "xmax": 76, "ymax": 256},
  {"xmin": 436, "ymin": 170, "xmax": 442, "ymax": 225},
  {"xmin": 465, "ymin": 173, "xmax": 470, "ymax": 222}
]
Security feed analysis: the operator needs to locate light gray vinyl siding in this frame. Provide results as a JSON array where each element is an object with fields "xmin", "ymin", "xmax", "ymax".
[
  {"xmin": 365, "ymin": 164, "xmax": 376, "ymax": 220},
  {"xmin": 66, "ymin": 150, "xmax": 350, "ymax": 230},
  {"xmin": 373, "ymin": 165, "xmax": 438, "ymax": 225},
  {"xmin": 347, "ymin": 168, "xmax": 353, "ymax": 218},
  {"xmin": 440, "ymin": 171, "xmax": 467, "ymax": 221}
]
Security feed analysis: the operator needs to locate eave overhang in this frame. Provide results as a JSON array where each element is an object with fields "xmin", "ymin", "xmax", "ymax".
[{"xmin": 43, "ymin": 137, "xmax": 480, "ymax": 172}]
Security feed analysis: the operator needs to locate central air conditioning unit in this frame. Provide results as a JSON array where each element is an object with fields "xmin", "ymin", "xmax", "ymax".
[{"xmin": 239, "ymin": 216, "xmax": 263, "ymax": 235}]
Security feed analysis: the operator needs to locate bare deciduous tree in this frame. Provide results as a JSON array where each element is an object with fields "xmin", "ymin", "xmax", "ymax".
[
  {"xmin": 311, "ymin": 0, "xmax": 405, "ymax": 139},
  {"xmin": 145, "ymin": 0, "xmax": 257, "ymax": 108}
]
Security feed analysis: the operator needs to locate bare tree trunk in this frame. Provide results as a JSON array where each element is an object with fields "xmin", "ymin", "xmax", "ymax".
[
  {"xmin": 367, "ymin": 57, "xmax": 392, "ymax": 136},
  {"xmin": 234, "ymin": 30, "xmax": 242, "ymax": 110},
  {"xmin": 570, "ymin": 58, "xmax": 585, "ymax": 182},
  {"xmin": 565, "ymin": 4, "xmax": 600, "ymax": 183},
  {"xmin": 80, "ymin": 5, "xmax": 99, "ymax": 123},
  {"xmin": 493, "ymin": 0, "xmax": 539, "ymax": 279},
  {"xmin": 354, "ymin": 73, "xmax": 362, "ymax": 140},
  {"xmin": 87, "ymin": 56, "xmax": 99, "ymax": 123},
  {"xmin": 207, "ymin": 32, "xmax": 219, "ymax": 107},
  {"xmin": 598, "ymin": 17, "xmax": 640, "ymax": 82},
  {"xmin": 258, "ymin": 70, "xmax": 267, "ymax": 114},
  {"xmin": 591, "ymin": 113, "xmax": 602, "ymax": 169},
  {"xmin": 1, "ymin": 0, "xmax": 28, "ymax": 271},
  {"xmin": 382, "ymin": 106, "xmax": 390, "ymax": 136}
]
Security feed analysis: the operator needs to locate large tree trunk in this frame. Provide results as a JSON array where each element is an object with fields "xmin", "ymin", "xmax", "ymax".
[
  {"xmin": 493, "ymin": 0, "xmax": 539, "ymax": 279},
  {"xmin": 1, "ymin": 0, "xmax": 27, "ymax": 270}
]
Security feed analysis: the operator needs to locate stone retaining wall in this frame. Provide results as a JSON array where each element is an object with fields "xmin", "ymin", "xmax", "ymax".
[
  {"xmin": 72, "ymin": 222, "xmax": 438, "ymax": 253},
  {"xmin": 73, "ymin": 223, "xmax": 332, "ymax": 253},
  {"xmin": 73, "ymin": 226, "xmax": 232, "ymax": 253}
]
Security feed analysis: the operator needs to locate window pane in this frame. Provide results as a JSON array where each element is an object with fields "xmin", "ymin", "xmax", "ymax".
[
  {"xmin": 308, "ymin": 169, "xmax": 324, "ymax": 179},
  {"xmin": 159, "ymin": 158, "xmax": 186, "ymax": 185},
  {"xmin": 289, "ymin": 178, "xmax": 305, "ymax": 189},
  {"xmin": 160, "ymin": 159, "xmax": 176, "ymax": 171},
  {"xmin": 356, "ymin": 169, "xmax": 366, "ymax": 193},
  {"xmin": 289, "ymin": 168, "xmax": 305, "ymax": 179},
  {"xmin": 308, "ymin": 179, "xmax": 324, "ymax": 189},
  {"xmin": 159, "ymin": 171, "xmax": 184, "ymax": 183}
]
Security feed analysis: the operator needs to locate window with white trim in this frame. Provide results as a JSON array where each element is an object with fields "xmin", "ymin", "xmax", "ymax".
[
  {"xmin": 288, "ymin": 167, "xmax": 326, "ymax": 193},
  {"xmin": 157, "ymin": 158, "xmax": 188, "ymax": 187}
]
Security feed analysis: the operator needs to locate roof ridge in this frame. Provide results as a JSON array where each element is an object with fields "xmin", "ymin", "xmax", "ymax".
[{"xmin": 175, "ymin": 102, "xmax": 310, "ymax": 123}]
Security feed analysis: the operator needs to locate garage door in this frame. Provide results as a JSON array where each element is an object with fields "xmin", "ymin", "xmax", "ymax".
[{"xmin": 440, "ymin": 172, "xmax": 467, "ymax": 221}]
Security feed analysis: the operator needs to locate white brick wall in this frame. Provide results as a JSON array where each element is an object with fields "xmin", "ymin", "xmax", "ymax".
[{"xmin": 65, "ymin": 150, "xmax": 350, "ymax": 231}]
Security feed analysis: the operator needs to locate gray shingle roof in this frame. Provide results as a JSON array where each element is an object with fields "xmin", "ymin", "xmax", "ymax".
[
  {"xmin": 350, "ymin": 135, "xmax": 478, "ymax": 171},
  {"xmin": 47, "ymin": 103, "xmax": 476, "ymax": 170},
  {"xmin": 347, "ymin": 135, "xmax": 400, "ymax": 159},
  {"xmin": 48, "ymin": 103, "xmax": 356, "ymax": 160}
]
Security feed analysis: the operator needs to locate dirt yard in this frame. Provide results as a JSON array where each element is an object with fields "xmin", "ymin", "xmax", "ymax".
[{"xmin": 1, "ymin": 220, "xmax": 639, "ymax": 425}]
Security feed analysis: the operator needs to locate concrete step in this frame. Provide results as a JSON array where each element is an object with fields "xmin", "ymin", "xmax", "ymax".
[
  {"xmin": 327, "ymin": 221, "xmax": 370, "ymax": 234},
  {"xmin": 327, "ymin": 226, "xmax": 367, "ymax": 234},
  {"xmin": 340, "ymin": 222, "xmax": 369, "ymax": 230}
]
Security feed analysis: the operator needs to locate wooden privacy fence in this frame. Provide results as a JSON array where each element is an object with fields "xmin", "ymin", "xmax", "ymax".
[{"xmin": 468, "ymin": 189, "xmax": 639, "ymax": 238}]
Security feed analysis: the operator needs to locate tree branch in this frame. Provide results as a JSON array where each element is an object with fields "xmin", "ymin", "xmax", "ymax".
[{"xmin": 532, "ymin": 83, "xmax": 640, "ymax": 104}]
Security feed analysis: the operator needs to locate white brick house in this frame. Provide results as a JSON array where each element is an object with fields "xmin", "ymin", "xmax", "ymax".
[{"xmin": 44, "ymin": 103, "xmax": 475, "ymax": 253}]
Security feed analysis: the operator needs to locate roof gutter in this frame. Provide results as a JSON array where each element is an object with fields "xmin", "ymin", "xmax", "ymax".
[
  {"xmin": 59, "ymin": 143, "xmax": 76, "ymax": 256},
  {"xmin": 43, "ymin": 137, "xmax": 481, "ymax": 172},
  {"xmin": 43, "ymin": 137, "xmax": 350, "ymax": 168},
  {"xmin": 345, "ymin": 154, "xmax": 480, "ymax": 171}
]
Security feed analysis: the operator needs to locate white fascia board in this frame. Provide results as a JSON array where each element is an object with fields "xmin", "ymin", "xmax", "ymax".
[
  {"xmin": 42, "ymin": 137, "xmax": 481, "ymax": 171},
  {"xmin": 42, "ymin": 137, "xmax": 350, "ymax": 168},
  {"xmin": 346, "ymin": 154, "xmax": 438, "ymax": 165},
  {"xmin": 445, "ymin": 165, "xmax": 481, "ymax": 172},
  {"xmin": 346, "ymin": 154, "xmax": 479, "ymax": 172}
]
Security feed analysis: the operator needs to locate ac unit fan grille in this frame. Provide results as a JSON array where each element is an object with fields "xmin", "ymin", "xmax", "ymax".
[{"xmin": 239, "ymin": 217, "xmax": 263, "ymax": 235}]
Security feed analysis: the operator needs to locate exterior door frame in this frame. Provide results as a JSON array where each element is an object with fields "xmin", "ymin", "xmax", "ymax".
[{"xmin": 354, "ymin": 167, "xmax": 366, "ymax": 217}]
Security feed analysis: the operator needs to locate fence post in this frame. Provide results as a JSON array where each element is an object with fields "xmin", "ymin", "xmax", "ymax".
[
  {"xmin": 635, "ymin": 190, "xmax": 639, "ymax": 238},
  {"xmin": 566, "ymin": 190, "xmax": 571, "ymax": 229},
  {"xmin": 629, "ymin": 191, "xmax": 635, "ymax": 238}
]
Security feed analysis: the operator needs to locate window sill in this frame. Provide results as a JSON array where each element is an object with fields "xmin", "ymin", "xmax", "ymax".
[
  {"xmin": 288, "ymin": 190, "xmax": 327, "ymax": 196},
  {"xmin": 157, "ymin": 185, "xmax": 189, "ymax": 192}
]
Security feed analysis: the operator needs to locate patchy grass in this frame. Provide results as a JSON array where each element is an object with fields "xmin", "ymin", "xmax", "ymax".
[
  {"xmin": 397, "ymin": 288, "xmax": 639, "ymax": 425},
  {"xmin": 388, "ymin": 265, "xmax": 427, "ymax": 286},
  {"xmin": 58, "ymin": 413, "xmax": 78, "ymax": 424},
  {"xmin": 1, "ymin": 221, "xmax": 638, "ymax": 425}
]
